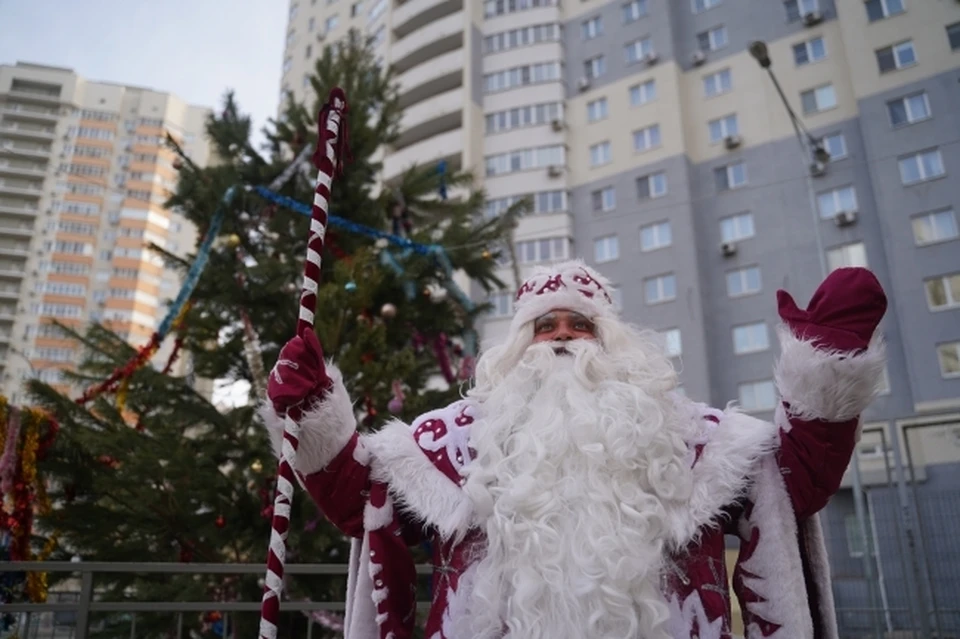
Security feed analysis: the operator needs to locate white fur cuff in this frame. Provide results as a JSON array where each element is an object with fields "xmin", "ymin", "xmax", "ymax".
[
  {"xmin": 774, "ymin": 325, "xmax": 886, "ymax": 422},
  {"xmin": 257, "ymin": 364, "xmax": 358, "ymax": 475}
]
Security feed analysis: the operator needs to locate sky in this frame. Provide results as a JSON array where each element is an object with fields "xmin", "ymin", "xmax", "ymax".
[{"xmin": 0, "ymin": 0, "xmax": 287, "ymax": 145}]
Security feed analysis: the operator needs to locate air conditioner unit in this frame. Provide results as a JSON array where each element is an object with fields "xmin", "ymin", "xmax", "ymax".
[
  {"xmin": 834, "ymin": 210, "xmax": 858, "ymax": 227},
  {"xmin": 810, "ymin": 160, "xmax": 827, "ymax": 177},
  {"xmin": 721, "ymin": 241, "xmax": 738, "ymax": 257},
  {"xmin": 724, "ymin": 135, "xmax": 743, "ymax": 150},
  {"xmin": 691, "ymin": 50, "xmax": 707, "ymax": 66},
  {"xmin": 803, "ymin": 11, "xmax": 824, "ymax": 26},
  {"xmin": 644, "ymin": 51, "xmax": 660, "ymax": 65},
  {"xmin": 578, "ymin": 76, "xmax": 591, "ymax": 92},
  {"xmin": 317, "ymin": 30, "xmax": 326, "ymax": 41},
  {"xmin": 547, "ymin": 165, "xmax": 563, "ymax": 178}
]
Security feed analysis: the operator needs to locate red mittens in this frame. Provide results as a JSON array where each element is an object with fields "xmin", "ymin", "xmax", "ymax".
[
  {"xmin": 777, "ymin": 267, "xmax": 888, "ymax": 352},
  {"xmin": 267, "ymin": 329, "xmax": 333, "ymax": 414}
]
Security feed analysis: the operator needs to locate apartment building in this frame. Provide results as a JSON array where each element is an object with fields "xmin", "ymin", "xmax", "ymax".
[
  {"xmin": 283, "ymin": 0, "xmax": 960, "ymax": 632},
  {"xmin": 0, "ymin": 62, "xmax": 211, "ymax": 404}
]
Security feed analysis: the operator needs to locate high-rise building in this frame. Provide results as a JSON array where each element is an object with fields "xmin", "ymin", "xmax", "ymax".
[
  {"xmin": 282, "ymin": 0, "xmax": 960, "ymax": 631},
  {"xmin": 0, "ymin": 62, "xmax": 212, "ymax": 404}
]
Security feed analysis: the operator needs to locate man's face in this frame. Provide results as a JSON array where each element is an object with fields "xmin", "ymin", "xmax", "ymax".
[{"xmin": 531, "ymin": 309, "xmax": 597, "ymax": 343}]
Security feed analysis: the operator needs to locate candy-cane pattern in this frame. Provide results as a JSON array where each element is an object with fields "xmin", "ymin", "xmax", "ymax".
[{"xmin": 259, "ymin": 87, "xmax": 349, "ymax": 639}]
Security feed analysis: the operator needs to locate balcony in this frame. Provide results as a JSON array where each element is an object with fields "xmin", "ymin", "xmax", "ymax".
[
  {"xmin": 0, "ymin": 178, "xmax": 44, "ymax": 198},
  {"xmin": 394, "ymin": 0, "xmax": 462, "ymax": 38},
  {"xmin": 0, "ymin": 121, "xmax": 57, "ymax": 140},
  {"xmin": 0, "ymin": 240, "xmax": 30, "ymax": 257},
  {"xmin": 0, "ymin": 159, "xmax": 47, "ymax": 178},
  {"xmin": 391, "ymin": 10, "xmax": 464, "ymax": 74},
  {"xmin": 1, "ymin": 103, "xmax": 61, "ymax": 122},
  {"xmin": 6, "ymin": 89, "xmax": 63, "ymax": 106},
  {"xmin": 383, "ymin": 127, "xmax": 462, "ymax": 183},
  {"xmin": 395, "ymin": 87, "xmax": 463, "ymax": 149},
  {"xmin": 0, "ymin": 262, "xmax": 25, "ymax": 279},
  {"xmin": 0, "ymin": 201, "xmax": 40, "ymax": 217},
  {"xmin": 0, "ymin": 141, "xmax": 52, "ymax": 158},
  {"xmin": 398, "ymin": 49, "xmax": 463, "ymax": 109}
]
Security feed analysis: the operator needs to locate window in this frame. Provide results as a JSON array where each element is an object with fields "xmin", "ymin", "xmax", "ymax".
[
  {"xmin": 633, "ymin": 124, "xmax": 661, "ymax": 152},
  {"xmin": 738, "ymin": 380, "xmax": 776, "ymax": 412},
  {"xmin": 534, "ymin": 190, "xmax": 567, "ymax": 214},
  {"xmin": 325, "ymin": 14, "xmax": 339, "ymax": 32},
  {"xmin": 485, "ymin": 145, "xmax": 565, "ymax": 176},
  {"xmin": 305, "ymin": 44, "xmax": 312, "ymax": 59},
  {"xmin": 303, "ymin": 74, "xmax": 311, "ymax": 88},
  {"xmin": 582, "ymin": 16, "xmax": 603, "ymax": 40},
  {"xmin": 516, "ymin": 237, "xmax": 570, "ymax": 264},
  {"xmin": 351, "ymin": 2, "xmax": 362, "ymax": 17},
  {"xmin": 844, "ymin": 513, "xmax": 878, "ymax": 558},
  {"xmin": 937, "ymin": 342, "xmax": 960, "ymax": 378},
  {"xmin": 720, "ymin": 212, "xmax": 755, "ymax": 242},
  {"xmin": 590, "ymin": 141, "xmax": 612, "ymax": 167},
  {"xmin": 484, "ymin": 0, "xmax": 557, "ymax": 18},
  {"xmin": 282, "ymin": 57, "xmax": 292, "ymax": 74},
  {"xmin": 308, "ymin": 17, "xmax": 315, "ymax": 32},
  {"xmin": 912, "ymin": 209, "xmax": 958, "ymax": 246},
  {"xmin": 709, "ymin": 114, "xmax": 739, "ymax": 144},
  {"xmin": 587, "ymin": 98, "xmax": 608, "ymax": 122},
  {"xmin": 584, "ymin": 56, "xmax": 606, "ymax": 79},
  {"xmin": 629, "ymin": 80, "xmax": 657, "ymax": 106},
  {"xmin": 715, "ymin": 162, "xmax": 747, "ymax": 191},
  {"xmin": 692, "ymin": 0, "xmax": 722, "ymax": 13},
  {"xmin": 899, "ymin": 149, "xmax": 945, "ymax": 185},
  {"xmin": 697, "ymin": 26, "xmax": 728, "ymax": 52},
  {"xmin": 817, "ymin": 186, "xmax": 857, "ymax": 219},
  {"xmin": 733, "ymin": 322, "xmax": 770, "ymax": 354},
  {"xmin": 727, "ymin": 266, "xmax": 761, "ymax": 296},
  {"xmin": 485, "ymin": 102, "xmax": 562, "ymax": 134},
  {"xmin": 641, "ymin": 221, "xmax": 672, "ymax": 251},
  {"xmin": 801, "ymin": 84, "xmax": 837, "ymax": 114},
  {"xmin": 592, "ymin": 186, "xmax": 616, "ymax": 212},
  {"xmin": 623, "ymin": 0, "xmax": 648, "ymax": 23},
  {"xmin": 483, "ymin": 62, "xmax": 562, "ymax": 93},
  {"xmin": 865, "ymin": 0, "xmax": 905, "ymax": 22},
  {"xmin": 785, "ymin": 0, "xmax": 818, "ymax": 22},
  {"xmin": 637, "ymin": 172, "xmax": 667, "ymax": 199},
  {"xmin": 625, "ymin": 37, "xmax": 654, "ymax": 64},
  {"xmin": 594, "ymin": 235, "xmax": 619, "ymax": 263},
  {"xmin": 949, "ymin": 23, "xmax": 960, "ymax": 51},
  {"xmin": 876, "ymin": 41, "xmax": 917, "ymax": 73},
  {"xmin": 488, "ymin": 291, "xmax": 513, "ymax": 317},
  {"xmin": 662, "ymin": 328, "xmax": 682, "ymax": 357},
  {"xmin": 827, "ymin": 242, "xmax": 868, "ymax": 272},
  {"xmin": 484, "ymin": 24, "xmax": 561, "ymax": 54},
  {"xmin": 703, "ymin": 69, "xmax": 732, "ymax": 97},
  {"xmin": 888, "ymin": 92, "xmax": 931, "ymax": 126},
  {"xmin": 645, "ymin": 274, "xmax": 676, "ymax": 304},
  {"xmin": 793, "ymin": 37, "xmax": 826, "ymax": 65},
  {"xmin": 925, "ymin": 273, "xmax": 960, "ymax": 310},
  {"xmin": 822, "ymin": 132, "xmax": 847, "ymax": 160}
]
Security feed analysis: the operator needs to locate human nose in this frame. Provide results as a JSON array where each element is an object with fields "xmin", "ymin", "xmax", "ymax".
[{"xmin": 553, "ymin": 323, "xmax": 575, "ymax": 341}]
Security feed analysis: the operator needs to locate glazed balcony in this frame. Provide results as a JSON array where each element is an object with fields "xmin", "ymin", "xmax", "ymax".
[{"xmin": 391, "ymin": 10, "xmax": 464, "ymax": 74}]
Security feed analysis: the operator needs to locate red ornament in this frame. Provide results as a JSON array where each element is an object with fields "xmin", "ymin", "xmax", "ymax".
[{"xmin": 215, "ymin": 515, "xmax": 226, "ymax": 529}]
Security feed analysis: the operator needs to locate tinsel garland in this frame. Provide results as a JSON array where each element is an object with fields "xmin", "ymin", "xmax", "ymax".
[{"xmin": 0, "ymin": 398, "xmax": 59, "ymax": 604}]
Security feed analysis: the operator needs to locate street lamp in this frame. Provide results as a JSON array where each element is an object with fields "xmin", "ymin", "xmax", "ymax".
[{"xmin": 748, "ymin": 39, "xmax": 829, "ymax": 278}]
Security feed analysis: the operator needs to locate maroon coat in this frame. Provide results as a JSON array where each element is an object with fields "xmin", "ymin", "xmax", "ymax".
[{"xmin": 261, "ymin": 325, "xmax": 885, "ymax": 639}]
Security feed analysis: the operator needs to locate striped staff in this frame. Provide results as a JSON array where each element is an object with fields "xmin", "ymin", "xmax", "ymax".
[{"xmin": 259, "ymin": 87, "xmax": 349, "ymax": 639}]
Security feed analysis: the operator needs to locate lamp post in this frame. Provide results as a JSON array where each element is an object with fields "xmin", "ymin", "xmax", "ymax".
[{"xmin": 748, "ymin": 40, "xmax": 829, "ymax": 279}]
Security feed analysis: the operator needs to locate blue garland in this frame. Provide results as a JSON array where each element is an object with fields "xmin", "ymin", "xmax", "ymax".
[
  {"xmin": 252, "ymin": 184, "xmax": 479, "ymax": 356},
  {"xmin": 156, "ymin": 185, "xmax": 236, "ymax": 338}
]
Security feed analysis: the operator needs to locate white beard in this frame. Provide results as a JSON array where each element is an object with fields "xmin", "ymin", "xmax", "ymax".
[{"xmin": 456, "ymin": 339, "xmax": 694, "ymax": 639}]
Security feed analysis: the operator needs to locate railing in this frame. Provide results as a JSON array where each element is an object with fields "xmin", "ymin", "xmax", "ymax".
[{"xmin": 0, "ymin": 561, "xmax": 432, "ymax": 639}]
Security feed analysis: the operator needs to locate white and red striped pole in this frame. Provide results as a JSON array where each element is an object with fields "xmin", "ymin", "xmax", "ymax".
[{"xmin": 259, "ymin": 87, "xmax": 349, "ymax": 639}]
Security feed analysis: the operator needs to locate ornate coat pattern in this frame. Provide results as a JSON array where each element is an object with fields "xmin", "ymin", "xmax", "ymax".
[{"xmin": 261, "ymin": 326, "xmax": 884, "ymax": 639}]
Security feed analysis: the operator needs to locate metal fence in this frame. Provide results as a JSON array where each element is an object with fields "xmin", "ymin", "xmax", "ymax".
[{"xmin": 0, "ymin": 561, "xmax": 432, "ymax": 639}]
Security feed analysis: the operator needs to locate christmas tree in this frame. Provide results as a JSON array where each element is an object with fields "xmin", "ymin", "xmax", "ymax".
[{"xmin": 24, "ymin": 29, "xmax": 524, "ymax": 638}]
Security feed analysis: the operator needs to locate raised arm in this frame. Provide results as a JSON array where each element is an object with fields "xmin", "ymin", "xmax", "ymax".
[
  {"xmin": 773, "ymin": 267, "xmax": 887, "ymax": 518},
  {"xmin": 258, "ymin": 329, "xmax": 370, "ymax": 537}
]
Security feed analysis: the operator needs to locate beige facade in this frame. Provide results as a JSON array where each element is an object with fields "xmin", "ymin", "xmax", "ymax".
[{"xmin": 0, "ymin": 62, "xmax": 211, "ymax": 404}]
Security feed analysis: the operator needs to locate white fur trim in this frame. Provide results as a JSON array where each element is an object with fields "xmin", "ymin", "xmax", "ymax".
[
  {"xmin": 343, "ymin": 535, "xmax": 379, "ymax": 639},
  {"xmin": 774, "ymin": 326, "xmax": 886, "ymax": 422},
  {"xmin": 738, "ymin": 456, "xmax": 814, "ymax": 639},
  {"xmin": 363, "ymin": 420, "xmax": 475, "ymax": 541},
  {"xmin": 257, "ymin": 364, "xmax": 357, "ymax": 475},
  {"xmin": 665, "ymin": 402, "xmax": 780, "ymax": 549},
  {"xmin": 363, "ymin": 495, "xmax": 395, "ymax": 531}
]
